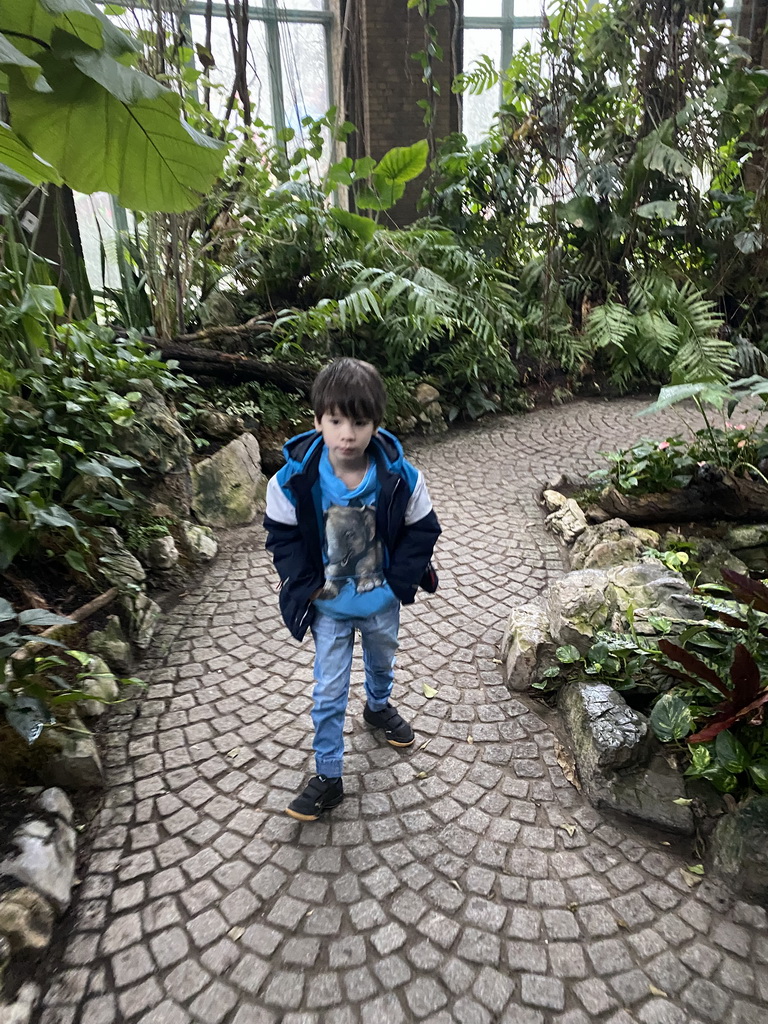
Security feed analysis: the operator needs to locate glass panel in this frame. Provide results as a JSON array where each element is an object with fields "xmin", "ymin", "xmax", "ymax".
[
  {"xmin": 190, "ymin": 14, "xmax": 272, "ymax": 125},
  {"xmin": 279, "ymin": 21, "xmax": 331, "ymax": 172},
  {"xmin": 513, "ymin": 0, "xmax": 545, "ymax": 16},
  {"xmin": 464, "ymin": 0, "xmax": 503, "ymax": 15},
  {"xmin": 73, "ymin": 192, "xmax": 121, "ymax": 292},
  {"xmin": 276, "ymin": 0, "xmax": 326, "ymax": 10},
  {"xmin": 513, "ymin": 27, "xmax": 541, "ymax": 51},
  {"xmin": 461, "ymin": 28, "xmax": 502, "ymax": 145}
]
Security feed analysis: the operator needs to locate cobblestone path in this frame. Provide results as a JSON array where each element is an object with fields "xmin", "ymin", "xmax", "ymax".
[{"xmin": 38, "ymin": 398, "xmax": 768, "ymax": 1024}]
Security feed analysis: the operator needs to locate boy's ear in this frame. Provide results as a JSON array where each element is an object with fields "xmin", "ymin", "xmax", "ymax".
[{"xmin": 314, "ymin": 416, "xmax": 322, "ymax": 431}]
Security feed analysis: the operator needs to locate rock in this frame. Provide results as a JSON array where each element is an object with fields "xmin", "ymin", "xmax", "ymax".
[
  {"xmin": 93, "ymin": 528, "xmax": 146, "ymax": 589},
  {"xmin": 114, "ymin": 381, "xmax": 194, "ymax": 514},
  {"xmin": 597, "ymin": 754, "xmax": 695, "ymax": 834},
  {"xmin": 34, "ymin": 718, "xmax": 104, "ymax": 790},
  {"xmin": 546, "ymin": 569, "xmax": 614, "ymax": 652},
  {"xmin": 119, "ymin": 591, "xmax": 161, "ymax": 650},
  {"xmin": 710, "ymin": 796, "xmax": 768, "ymax": 901},
  {"xmin": 76, "ymin": 656, "xmax": 119, "ymax": 719},
  {"xmin": 559, "ymin": 681, "xmax": 652, "ymax": 776},
  {"xmin": 35, "ymin": 788, "xmax": 73, "ymax": 825},
  {"xmin": 542, "ymin": 489, "xmax": 568, "ymax": 512},
  {"xmin": 396, "ymin": 415, "xmax": 418, "ymax": 435},
  {"xmin": 141, "ymin": 535, "xmax": 179, "ymax": 570},
  {"xmin": 191, "ymin": 432, "xmax": 267, "ymax": 528},
  {"xmin": 501, "ymin": 600, "xmax": 557, "ymax": 691},
  {"xmin": 86, "ymin": 615, "xmax": 132, "ymax": 674},
  {"xmin": 546, "ymin": 498, "xmax": 588, "ymax": 544},
  {"xmin": 584, "ymin": 504, "xmax": 613, "ymax": 524},
  {"xmin": 114, "ymin": 381, "xmax": 192, "ymax": 477},
  {"xmin": 0, "ymin": 982, "xmax": 41, "ymax": 1024},
  {"xmin": 606, "ymin": 562, "xmax": 703, "ymax": 630},
  {"xmin": 723, "ymin": 524, "xmax": 768, "ymax": 550},
  {"xmin": 194, "ymin": 408, "xmax": 246, "ymax": 440},
  {"xmin": 0, "ymin": 815, "xmax": 76, "ymax": 913},
  {"xmin": 179, "ymin": 521, "xmax": 218, "ymax": 563},
  {"xmin": 684, "ymin": 535, "xmax": 751, "ymax": 586},
  {"xmin": 570, "ymin": 518, "xmax": 659, "ymax": 570},
  {"xmin": 0, "ymin": 887, "xmax": 55, "ymax": 953},
  {"xmin": 414, "ymin": 383, "xmax": 440, "ymax": 407}
]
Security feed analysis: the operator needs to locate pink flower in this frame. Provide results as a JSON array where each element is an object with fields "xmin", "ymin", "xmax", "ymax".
[
  {"xmin": 725, "ymin": 421, "xmax": 732, "ymax": 428},
  {"xmin": 735, "ymin": 423, "xmax": 747, "ymax": 430},
  {"xmin": 698, "ymin": 461, "xmax": 707, "ymax": 466},
  {"xmin": 737, "ymin": 439, "xmax": 746, "ymax": 448},
  {"xmin": 658, "ymin": 441, "xmax": 670, "ymax": 450}
]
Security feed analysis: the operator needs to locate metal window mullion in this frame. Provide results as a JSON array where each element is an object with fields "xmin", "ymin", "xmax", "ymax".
[
  {"xmin": 263, "ymin": 0, "xmax": 288, "ymax": 139},
  {"xmin": 501, "ymin": 0, "xmax": 515, "ymax": 71}
]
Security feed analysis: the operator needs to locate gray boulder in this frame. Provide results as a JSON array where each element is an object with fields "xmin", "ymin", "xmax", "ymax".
[
  {"xmin": 194, "ymin": 408, "xmax": 246, "ymax": 440},
  {"xmin": 570, "ymin": 518, "xmax": 660, "ymax": 570},
  {"xmin": 0, "ymin": 982, "xmax": 41, "ymax": 1024},
  {"xmin": 559, "ymin": 682, "xmax": 693, "ymax": 834},
  {"xmin": 684, "ymin": 535, "xmax": 750, "ymax": 585},
  {"xmin": 34, "ymin": 719, "xmax": 104, "ymax": 789},
  {"xmin": 722, "ymin": 525, "xmax": 768, "ymax": 575},
  {"xmin": 191, "ymin": 432, "xmax": 267, "ymax": 528},
  {"xmin": 86, "ymin": 615, "xmax": 131, "ymax": 674},
  {"xmin": 76, "ymin": 656, "xmax": 119, "ymax": 719},
  {"xmin": 606, "ymin": 561, "xmax": 703, "ymax": 632},
  {"xmin": 94, "ymin": 528, "xmax": 145, "ymax": 589},
  {"xmin": 0, "ymin": 793, "xmax": 77, "ymax": 912},
  {"xmin": 710, "ymin": 796, "xmax": 768, "ymax": 901},
  {"xmin": 501, "ymin": 600, "xmax": 557, "ymax": 691},
  {"xmin": 559, "ymin": 681, "xmax": 652, "ymax": 776},
  {"xmin": 179, "ymin": 521, "xmax": 218, "ymax": 563},
  {"xmin": 546, "ymin": 569, "xmax": 614, "ymax": 652},
  {"xmin": 120, "ymin": 591, "xmax": 161, "ymax": 651},
  {"xmin": 141, "ymin": 534, "xmax": 179, "ymax": 570},
  {"xmin": 546, "ymin": 498, "xmax": 588, "ymax": 544},
  {"xmin": 598, "ymin": 754, "xmax": 694, "ymax": 834}
]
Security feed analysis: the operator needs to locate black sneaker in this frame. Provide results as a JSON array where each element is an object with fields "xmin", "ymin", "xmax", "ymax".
[
  {"xmin": 285, "ymin": 775, "xmax": 344, "ymax": 821},
  {"xmin": 363, "ymin": 702, "xmax": 415, "ymax": 747}
]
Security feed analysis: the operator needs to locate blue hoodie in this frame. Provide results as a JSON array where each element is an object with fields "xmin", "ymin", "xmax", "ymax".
[{"xmin": 264, "ymin": 428, "xmax": 441, "ymax": 640}]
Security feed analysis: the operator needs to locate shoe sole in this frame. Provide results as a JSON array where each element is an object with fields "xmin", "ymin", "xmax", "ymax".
[
  {"xmin": 364, "ymin": 718, "xmax": 415, "ymax": 748},
  {"xmin": 284, "ymin": 795, "xmax": 344, "ymax": 821}
]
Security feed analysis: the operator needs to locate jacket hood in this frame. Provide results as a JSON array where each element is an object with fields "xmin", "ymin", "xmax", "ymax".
[{"xmin": 282, "ymin": 427, "xmax": 404, "ymax": 473}]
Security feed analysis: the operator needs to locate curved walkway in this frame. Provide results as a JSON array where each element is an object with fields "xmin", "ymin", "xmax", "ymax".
[{"xmin": 38, "ymin": 398, "xmax": 767, "ymax": 1024}]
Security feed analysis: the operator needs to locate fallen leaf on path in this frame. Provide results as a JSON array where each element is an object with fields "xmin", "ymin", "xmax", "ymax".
[
  {"xmin": 649, "ymin": 985, "xmax": 668, "ymax": 998},
  {"xmin": 467, "ymin": 735, "xmax": 474, "ymax": 744},
  {"xmin": 423, "ymin": 683, "xmax": 438, "ymax": 698},
  {"xmin": 228, "ymin": 927, "xmax": 245, "ymax": 941},
  {"xmin": 673, "ymin": 797, "xmax": 692, "ymax": 806},
  {"xmin": 554, "ymin": 739, "xmax": 581, "ymax": 790},
  {"xmin": 558, "ymin": 823, "xmax": 577, "ymax": 837}
]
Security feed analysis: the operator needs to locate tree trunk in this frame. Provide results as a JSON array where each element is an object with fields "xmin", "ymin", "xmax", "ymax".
[
  {"xmin": 598, "ymin": 468, "xmax": 768, "ymax": 524},
  {"xmin": 153, "ymin": 340, "xmax": 314, "ymax": 394}
]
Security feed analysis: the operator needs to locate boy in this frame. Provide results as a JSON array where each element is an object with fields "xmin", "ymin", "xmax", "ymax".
[{"xmin": 264, "ymin": 358, "xmax": 441, "ymax": 821}]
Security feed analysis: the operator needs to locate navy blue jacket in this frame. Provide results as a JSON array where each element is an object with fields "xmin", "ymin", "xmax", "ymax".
[{"xmin": 263, "ymin": 429, "xmax": 441, "ymax": 640}]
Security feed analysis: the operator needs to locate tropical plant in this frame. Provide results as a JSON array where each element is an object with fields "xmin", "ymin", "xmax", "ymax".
[
  {"xmin": 431, "ymin": 0, "xmax": 768, "ymax": 386},
  {"xmin": 0, "ymin": 0, "xmax": 226, "ymax": 212}
]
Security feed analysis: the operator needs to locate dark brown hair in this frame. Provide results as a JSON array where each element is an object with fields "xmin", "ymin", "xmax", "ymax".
[{"xmin": 311, "ymin": 358, "xmax": 387, "ymax": 425}]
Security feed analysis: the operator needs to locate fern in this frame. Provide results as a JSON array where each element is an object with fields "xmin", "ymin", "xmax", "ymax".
[{"xmin": 452, "ymin": 55, "xmax": 500, "ymax": 97}]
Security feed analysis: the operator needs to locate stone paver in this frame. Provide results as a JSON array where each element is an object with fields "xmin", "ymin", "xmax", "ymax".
[{"xmin": 36, "ymin": 399, "xmax": 768, "ymax": 1023}]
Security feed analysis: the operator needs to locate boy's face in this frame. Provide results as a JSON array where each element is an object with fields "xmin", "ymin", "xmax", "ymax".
[{"xmin": 315, "ymin": 408, "xmax": 377, "ymax": 468}]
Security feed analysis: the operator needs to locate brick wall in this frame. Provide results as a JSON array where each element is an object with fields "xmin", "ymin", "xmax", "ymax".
[{"xmin": 343, "ymin": 0, "xmax": 461, "ymax": 225}]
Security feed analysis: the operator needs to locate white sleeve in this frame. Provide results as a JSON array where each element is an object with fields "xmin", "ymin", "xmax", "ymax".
[
  {"xmin": 265, "ymin": 474, "xmax": 297, "ymax": 525},
  {"xmin": 404, "ymin": 471, "xmax": 433, "ymax": 525}
]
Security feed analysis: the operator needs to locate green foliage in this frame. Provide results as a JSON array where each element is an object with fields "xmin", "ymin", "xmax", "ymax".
[
  {"xmin": 593, "ymin": 375, "xmax": 768, "ymax": 494},
  {"xmin": 0, "ymin": 323, "xmax": 186, "ymax": 573},
  {"xmin": 0, "ymin": 598, "xmax": 138, "ymax": 745},
  {"xmin": 428, "ymin": 0, "xmax": 768, "ymax": 387},
  {"xmin": 0, "ymin": 0, "xmax": 225, "ymax": 211}
]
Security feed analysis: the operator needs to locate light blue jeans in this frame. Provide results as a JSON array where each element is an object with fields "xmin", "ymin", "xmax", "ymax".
[{"xmin": 310, "ymin": 602, "xmax": 400, "ymax": 777}]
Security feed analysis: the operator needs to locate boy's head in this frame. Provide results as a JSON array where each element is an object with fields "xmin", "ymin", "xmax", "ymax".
[{"xmin": 311, "ymin": 358, "xmax": 387, "ymax": 427}]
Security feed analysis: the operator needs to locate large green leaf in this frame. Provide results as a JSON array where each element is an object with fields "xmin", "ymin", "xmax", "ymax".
[
  {"xmin": 18, "ymin": 608, "xmax": 75, "ymax": 628},
  {"xmin": 374, "ymin": 140, "xmax": 429, "ymax": 184},
  {"xmin": 0, "ymin": 31, "xmax": 48, "ymax": 90},
  {"xmin": 650, "ymin": 693, "xmax": 693, "ymax": 742},
  {"xmin": 5, "ymin": 694, "xmax": 53, "ymax": 743},
  {"xmin": 714, "ymin": 730, "xmax": 749, "ymax": 774},
  {"xmin": 2, "ymin": 0, "xmax": 138, "ymax": 59},
  {"xmin": 0, "ymin": 161, "xmax": 37, "ymax": 214},
  {"xmin": 0, "ymin": 123, "xmax": 62, "ymax": 185},
  {"xmin": 8, "ymin": 54, "xmax": 225, "ymax": 211},
  {"xmin": 328, "ymin": 208, "xmax": 378, "ymax": 243},
  {"xmin": 637, "ymin": 200, "xmax": 678, "ymax": 220}
]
